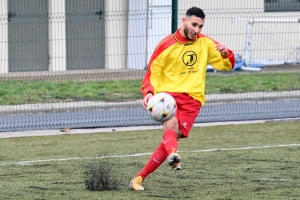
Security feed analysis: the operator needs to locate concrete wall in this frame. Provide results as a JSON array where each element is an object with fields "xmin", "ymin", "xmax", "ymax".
[
  {"xmin": 0, "ymin": 0, "xmax": 299, "ymax": 74},
  {"xmin": 127, "ymin": 0, "xmax": 172, "ymax": 70},
  {"xmin": 49, "ymin": 0, "xmax": 67, "ymax": 71},
  {"xmin": 0, "ymin": 0, "xmax": 8, "ymax": 73},
  {"xmin": 126, "ymin": 0, "xmax": 300, "ymax": 68},
  {"xmin": 105, "ymin": 0, "xmax": 129, "ymax": 70}
]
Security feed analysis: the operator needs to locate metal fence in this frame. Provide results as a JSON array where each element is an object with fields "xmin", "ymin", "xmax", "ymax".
[{"xmin": 0, "ymin": 0, "xmax": 300, "ymax": 132}]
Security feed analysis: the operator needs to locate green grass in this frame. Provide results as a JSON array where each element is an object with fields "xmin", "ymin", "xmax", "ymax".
[
  {"xmin": 0, "ymin": 121, "xmax": 299, "ymax": 199},
  {"xmin": 206, "ymin": 72, "xmax": 300, "ymax": 93},
  {"xmin": 0, "ymin": 79, "xmax": 142, "ymax": 105},
  {"xmin": 0, "ymin": 72, "xmax": 300, "ymax": 105}
]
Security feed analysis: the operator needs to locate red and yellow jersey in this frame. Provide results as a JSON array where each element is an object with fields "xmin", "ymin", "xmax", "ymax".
[{"xmin": 141, "ymin": 29, "xmax": 235, "ymax": 106}]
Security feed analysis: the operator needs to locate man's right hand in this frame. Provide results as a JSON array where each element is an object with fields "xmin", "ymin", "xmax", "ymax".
[{"xmin": 142, "ymin": 93, "xmax": 153, "ymax": 110}]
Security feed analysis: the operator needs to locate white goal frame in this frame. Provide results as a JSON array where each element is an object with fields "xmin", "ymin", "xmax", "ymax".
[{"xmin": 237, "ymin": 18, "xmax": 300, "ymax": 66}]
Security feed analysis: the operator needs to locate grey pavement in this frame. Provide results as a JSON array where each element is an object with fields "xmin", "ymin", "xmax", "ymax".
[
  {"xmin": 1, "ymin": 117, "xmax": 299, "ymax": 139},
  {"xmin": 0, "ymin": 90, "xmax": 299, "ymax": 135},
  {"xmin": 1, "ymin": 90, "xmax": 300, "ymax": 114}
]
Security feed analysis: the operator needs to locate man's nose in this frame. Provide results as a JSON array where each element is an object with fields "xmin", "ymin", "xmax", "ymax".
[{"xmin": 193, "ymin": 27, "xmax": 200, "ymax": 33}]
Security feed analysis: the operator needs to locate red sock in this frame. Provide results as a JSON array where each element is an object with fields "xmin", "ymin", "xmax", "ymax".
[
  {"xmin": 136, "ymin": 142, "xmax": 167, "ymax": 180},
  {"xmin": 162, "ymin": 129, "xmax": 178, "ymax": 155}
]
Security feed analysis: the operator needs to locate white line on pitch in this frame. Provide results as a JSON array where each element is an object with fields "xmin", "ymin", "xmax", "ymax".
[
  {"xmin": 184, "ymin": 143, "xmax": 300, "ymax": 152},
  {"xmin": 0, "ymin": 143, "xmax": 299, "ymax": 166}
]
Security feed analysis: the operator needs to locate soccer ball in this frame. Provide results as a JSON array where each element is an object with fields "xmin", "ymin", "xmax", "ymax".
[{"xmin": 147, "ymin": 92, "xmax": 177, "ymax": 122}]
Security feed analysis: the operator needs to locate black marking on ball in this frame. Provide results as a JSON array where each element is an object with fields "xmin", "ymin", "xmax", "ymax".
[{"xmin": 148, "ymin": 106, "xmax": 153, "ymax": 112}]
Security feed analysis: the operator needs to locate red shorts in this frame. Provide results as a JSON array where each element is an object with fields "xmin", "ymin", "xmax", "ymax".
[{"xmin": 167, "ymin": 92, "xmax": 202, "ymax": 138}]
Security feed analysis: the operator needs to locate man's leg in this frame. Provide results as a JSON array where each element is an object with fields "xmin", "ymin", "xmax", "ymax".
[
  {"xmin": 162, "ymin": 129, "xmax": 182, "ymax": 171},
  {"xmin": 162, "ymin": 117, "xmax": 182, "ymax": 171},
  {"xmin": 162, "ymin": 129, "xmax": 178, "ymax": 155},
  {"xmin": 136, "ymin": 142, "xmax": 168, "ymax": 179},
  {"xmin": 129, "ymin": 142, "xmax": 167, "ymax": 191}
]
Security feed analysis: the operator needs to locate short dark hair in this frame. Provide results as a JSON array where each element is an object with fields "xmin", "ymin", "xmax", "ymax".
[{"xmin": 186, "ymin": 7, "xmax": 205, "ymax": 19}]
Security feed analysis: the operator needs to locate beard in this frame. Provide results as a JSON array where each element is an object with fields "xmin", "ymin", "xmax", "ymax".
[{"xmin": 183, "ymin": 26, "xmax": 194, "ymax": 41}]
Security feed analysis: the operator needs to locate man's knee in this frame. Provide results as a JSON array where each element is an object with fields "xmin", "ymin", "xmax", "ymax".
[
  {"xmin": 163, "ymin": 117, "xmax": 183, "ymax": 139},
  {"xmin": 176, "ymin": 130, "xmax": 183, "ymax": 140},
  {"xmin": 163, "ymin": 117, "xmax": 178, "ymax": 131}
]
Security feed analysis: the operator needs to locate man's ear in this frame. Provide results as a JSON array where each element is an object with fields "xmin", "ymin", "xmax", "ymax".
[{"xmin": 182, "ymin": 17, "xmax": 187, "ymax": 26}]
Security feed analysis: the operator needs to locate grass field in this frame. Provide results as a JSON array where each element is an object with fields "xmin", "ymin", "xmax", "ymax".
[
  {"xmin": 1, "ymin": 71, "xmax": 300, "ymax": 105},
  {"xmin": 0, "ymin": 120, "xmax": 299, "ymax": 199}
]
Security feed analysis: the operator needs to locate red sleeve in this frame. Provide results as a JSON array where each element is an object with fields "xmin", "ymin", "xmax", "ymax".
[
  {"xmin": 141, "ymin": 69, "xmax": 154, "ymax": 96},
  {"xmin": 141, "ymin": 34, "xmax": 177, "ymax": 97},
  {"xmin": 225, "ymin": 49, "xmax": 235, "ymax": 69}
]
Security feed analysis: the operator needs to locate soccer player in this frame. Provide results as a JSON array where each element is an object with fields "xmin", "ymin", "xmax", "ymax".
[{"xmin": 129, "ymin": 7, "xmax": 235, "ymax": 191}]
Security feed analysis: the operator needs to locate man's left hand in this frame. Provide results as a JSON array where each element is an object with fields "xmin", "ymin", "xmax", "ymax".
[{"xmin": 216, "ymin": 42, "xmax": 228, "ymax": 57}]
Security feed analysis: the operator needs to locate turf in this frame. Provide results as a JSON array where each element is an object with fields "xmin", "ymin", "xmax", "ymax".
[
  {"xmin": 0, "ymin": 120, "xmax": 299, "ymax": 199},
  {"xmin": 0, "ymin": 72, "xmax": 300, "ymax": 105}
]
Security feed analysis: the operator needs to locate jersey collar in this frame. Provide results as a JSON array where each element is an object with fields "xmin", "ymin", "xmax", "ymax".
[{"xmin": 174, "ymin": 28, "xmax": 198, "ymax": 44}]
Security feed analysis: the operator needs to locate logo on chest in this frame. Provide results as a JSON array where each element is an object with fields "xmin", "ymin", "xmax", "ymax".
[{"xmin": 182, "ymin": 51, "xmax": 197, "ymax": 66}]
